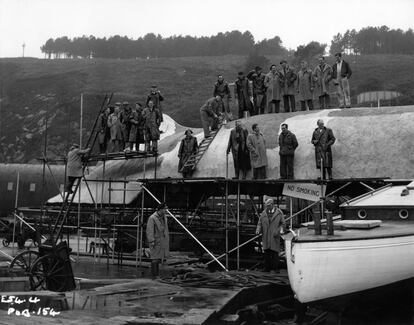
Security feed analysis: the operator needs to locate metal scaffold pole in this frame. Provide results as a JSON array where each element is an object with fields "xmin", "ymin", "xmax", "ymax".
[
  {"xmin": 225, "ymin": 180, "xmax": 229, "ymax": 270},
  {"xmin": 141, "ymin": 185, "xmax": 228, "ymax": 271},
  {"xmin": 237, "ymin": 181, "xmax": 240, "ymax": 270}
]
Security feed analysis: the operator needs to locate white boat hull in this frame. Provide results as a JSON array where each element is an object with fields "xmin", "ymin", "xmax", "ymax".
[{"xmin": 285, "ymin": 233, "xmax": 414, "ymax": 303}]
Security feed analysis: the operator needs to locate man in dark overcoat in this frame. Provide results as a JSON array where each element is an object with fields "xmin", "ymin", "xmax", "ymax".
[
  {"xmin": 97, "ymin": 106, "xmax": 110, "ymax": 153},
  {"xmin": 234, "ymin": 71, "xmax": 253, "ymax": 118},
  {"xmin": 178, "ymin": 129, "xmax": 198, "ymax": 178},
  {"xmin": 226, "ymin": 120, "xmax": 251, "ymax": 179},
  {"xmin": 311, "ymin": 119, "xmax": 336, "ymax": 179},
  {"xmin": 278, "ymin": 123, "xmax": 298, "ymax": 179}
]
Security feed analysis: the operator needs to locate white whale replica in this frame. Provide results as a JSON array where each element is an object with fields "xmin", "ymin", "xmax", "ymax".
[{"xmin": 48, "ymin": 105, "xmax": 414, "ymax": 205}]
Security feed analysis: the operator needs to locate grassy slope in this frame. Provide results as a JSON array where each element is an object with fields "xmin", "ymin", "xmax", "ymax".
[{"xmin": 0, "ymin": 54, "xmax": 413, "ymax": 163}]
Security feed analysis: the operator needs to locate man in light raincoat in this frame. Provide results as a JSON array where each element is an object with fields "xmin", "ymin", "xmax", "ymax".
[
  {"xmin": 255, "ymin": 199, "xmax": 285, "ymax": 272},
  {"xmin": 146, "ymin": 203, "xmax": 169, "ymax": 278}
]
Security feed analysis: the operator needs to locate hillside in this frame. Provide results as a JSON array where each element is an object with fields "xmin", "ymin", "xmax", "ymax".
[{"xmin": 1, "ymin": 54, "xmax": 414, "ymax": 163}]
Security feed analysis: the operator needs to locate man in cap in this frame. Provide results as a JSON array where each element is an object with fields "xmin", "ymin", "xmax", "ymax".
[
  {"xmin": 255, "ymin": 198, "xmax": 285, "ymax": 272},
  {"xmin": 234, "ymin": 71, "xmax": 253, "ymax": 118},
  {"xmin": 65, "ymin": 144, "xmax": 90, "ymax": 194},
  {"xmin": 199, "ymin": 96, "xmax": 221, "ymax": 138},
  {"xmin": 247, "ymin": 66, "xmax": 267, "ymax": 115},
  {"xmin": 311, "ymin": 119, "xmax": 336, "ymax": 179},
  {"xmin": 178, "ymin": 129, "xmax": 198, "ymax": 178},
  {"xmin": 97, "ymin": 106, "xmax": 111, "ymax": 153},
  {"xmin": 146, "ymin": 85, "xmax": 164, "ymax": 122},
  {"xmin": 146, "ymin": 202, "xmax": 169, "ymax": 278},
  {"xmin": 128, "ymin": 102, "xmax": 145, "ymax": 151},
  {"xmin": 226, "ymin": 120, "xmax": 250, "ymax": 179}
]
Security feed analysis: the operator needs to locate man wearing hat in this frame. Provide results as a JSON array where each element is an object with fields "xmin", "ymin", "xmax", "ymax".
[
  {"xmin": 120, "ymin": 101, "xmax": 132, "ymax": 151},
  {"xmin": 143, "ymin": 100, "xmax": 162, "ymax": 152},
  {"xmin": 234, "ymin": 71, "xmax": 253, "ymax": 118},
  {"xmin": 178, "ymin": 129, "xmax": 198, "ymax": 178},
  {"xmin": 65, "ymin": 144, "xmax": 90, "ymax": 194},
  {"xmin": 255, "ymin": 198, "xmax": 285, "ymax": 272},
  {"xmin": 247, "ymin": 66, "xmax": 267, "ymax": 115},
  {"xmin": 97, "ymin": 106, "xmax": 111, "ymax": 153},
  {"xmin": 146, "ymin": 203, "xmax": 169, "ymax": 278},
  {"xmin": 146, "ymin": 85, "xmax": 164, "ymax": 122},
  {"xmin": 107, "ymin": 105, "xmax": 123, "ymax": 152}
]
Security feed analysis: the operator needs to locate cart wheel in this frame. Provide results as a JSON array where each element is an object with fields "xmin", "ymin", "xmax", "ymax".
[
  {"xmin": 9, "ymin": 250, "xmax": 39, "ymax": 274},
  {"xmin": 29, "ymin": 254, "xmax": 67, "ymax": 292},
  {"xmin": 2, "ymin": 238, "xmax": 9, "ymax": 247}
]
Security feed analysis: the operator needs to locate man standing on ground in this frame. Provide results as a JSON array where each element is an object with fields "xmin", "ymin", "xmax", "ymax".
[
  {"xmin": 311, "ymin": 119, "xmax": 336, "ymax": 180},
  {"xmin": 178, "ymin": 129, "xmax": 198, "ymax": 178},
  {"xmin": 146, "ymin": 85, "xmax": 164, "ymax": 122},
  {"xmin": 314, "ymin": 56, "xmax": 332, "ymax": 109},
  {"xmin": 226, "ymin": 120, "xmax": 251, "ymax": 179},
  {"xmin": 234, "ymin": 71, "xmax": 253, "ymax": 118},
  {"xmin": 146, "ymin": 203, "xmax": 169, "ymax": 278},
  {"xmin": 66, "ymin": 143, "xmax": 90, "ymax": 194},
  {"xmin": 199, "ymin": 96, "xmax": 221, "ymax": 138},
  {"xmin": 255, "ymin": 198, "xmax": 285, "ymax": 273},
  {"xmin": 143, "ymin": 100, "xmax": 162, "ymax": 153},
  {"xmin": 332, "ymin": 53, "xmax": 352, "ymax": 108},
  {"xmin": 297, "ymin": 60, "xmax": 314, "ymax": 111},
  {"xmin": 280, "ymin": 60, "xmax": 297, "ymax": 112},
  {"xmin": 247, "ymin": 66, "xmax": 267, "ymax": 115},
  {"xmin": 247, "ymin": 123, "xmax": 267, "ymax": 179},
  {"xmin": 278, "ymin": 124, "xmax": 298, "ymax": 179},
  {"xmin": 213, "ymin": 75, "xmax": 232, "ymax": 121}
]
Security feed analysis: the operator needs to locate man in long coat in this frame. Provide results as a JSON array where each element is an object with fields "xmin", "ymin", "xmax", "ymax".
[
  {"xmin": 107, "ymin": 105, "xmax": 123, "ymax": 152},
  {"xmin": 234, "ymin": 71, "xmax": 253, "ymax": 118},
  {"xmin": 247, "ymin": 66, "xmax": 267, "ymax": 115},
  {"xmin": 65, "ymin": 144, "xmax": 90, "ymax": 194},
  {"xmin": 199, "ymin": 96, "xmax": 221, "ymax": 138},
  {"xmin": 314, "ymin": 56, "xmax": 332, "ymax": 109},
  {"xmin": 247, "ymin": 123, "xmax": 267, "ymax": 179},
  {"xmin": 226, "ymin": 120, "xmax": 251, "ymax": 179},
  {"xmin": 264, "ymin": 64, "xmax": 283, "ymax": 113},
  {"xmin": 280, "ymin": 60, "xmax": 297, "ymax": 112},
  {"xmin": 146, "ymin": 85, "xmax": 164, "ymax": 122},
  {"xmin": 332, "ymin": 52, "xmax": 352, "ymax": 108},
  {"xmin": 297, "ymin": 60, "xmax": 315, "ymax": 111},
  {"xmin": 97, "ymin": 106, "xmax": 110, "ymax": 153},
  {"xmin": 178, "ymin": 129, "xmax": 198, "ymax": 178},
  {"xmin": 279, "ymin": 123, "xmax": 298, "ymax": 179},
  {"xmin": 213, "ymin": 75, "xmax": 232, "ymax": 121},
  {"xmin": 143, "ymin": 100, "xmax": 162, "ymax": 152},
  {"xmin": 255, "ymin": 199, "xmax": 285, "ymax": 272},
  {"xmin": 146, "ymin": 203, "xmax": 169, "ymax": 278},
  {"xmin": 311, "ymin": 119, "xmax": 336, "ymax": 179}
]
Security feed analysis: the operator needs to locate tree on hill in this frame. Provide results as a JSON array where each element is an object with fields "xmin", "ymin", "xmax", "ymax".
[{"xmin": 294, "ymin": 41, "xmax": 326, "ymax": 63}]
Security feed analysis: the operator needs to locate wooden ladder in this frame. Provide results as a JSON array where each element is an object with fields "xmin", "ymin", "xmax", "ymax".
[{"xmin": 180, "ymin": 119, "xmax": 224, "ymax": 173}]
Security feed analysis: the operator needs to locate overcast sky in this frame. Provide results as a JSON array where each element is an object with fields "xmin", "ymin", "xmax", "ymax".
[{"xmin": 0, "ymin": 0, "xmax": 413, "ymax": 58}]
